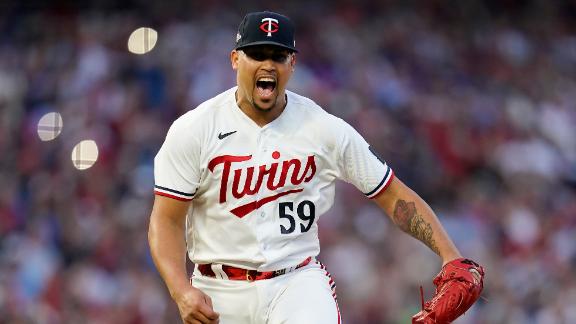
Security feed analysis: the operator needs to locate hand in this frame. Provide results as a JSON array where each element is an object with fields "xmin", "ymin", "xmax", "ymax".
[
  {"xmin": 412, "ymin": 258, "xmax": 484, "ymax": 323},
  {"xmin": 173, "ymin": 286, "xmax": 220, "ymax": 324}
]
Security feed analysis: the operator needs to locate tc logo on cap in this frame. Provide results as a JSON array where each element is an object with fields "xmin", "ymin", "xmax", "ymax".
[
  {"xmin": 235, "ymin": 11, "xmax": 297, "ymax": 52},
  {"xmin": 260, "ymin": 18, "xmax": 279, "ymax": 37}
]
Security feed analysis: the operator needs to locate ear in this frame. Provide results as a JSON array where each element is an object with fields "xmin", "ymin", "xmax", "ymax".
[
  {"xmin": 290, "ymin": 53, "xmax": 296, "ymax": 72},
  {"xmin": 231, "ymin": 50, "xmax": 239, "ymax": 70}
]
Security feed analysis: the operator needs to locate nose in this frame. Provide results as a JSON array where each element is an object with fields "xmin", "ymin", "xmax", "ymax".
[
  {"xmin": 261, "ymin": 55, "xmax": 276, "ymax": 70},
  {"xmin": 260, "ymin": 59, "xmax": 276, "ymax": 71}
]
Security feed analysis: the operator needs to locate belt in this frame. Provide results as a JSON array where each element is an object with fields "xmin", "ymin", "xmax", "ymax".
[{"xmin": 197, "ymin": 257, "xmax": 313, "ymax": 282}]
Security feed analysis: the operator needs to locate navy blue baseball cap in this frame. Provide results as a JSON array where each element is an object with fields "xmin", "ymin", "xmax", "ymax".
[{"xmin": 235, "ymin": 11, "xmax": 298, "ymax": 52}]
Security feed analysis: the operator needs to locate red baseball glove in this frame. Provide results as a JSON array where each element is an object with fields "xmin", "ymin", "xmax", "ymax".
[{"xmin": 412, "ymin": 258, "xmax": 484, "ymax": 324}]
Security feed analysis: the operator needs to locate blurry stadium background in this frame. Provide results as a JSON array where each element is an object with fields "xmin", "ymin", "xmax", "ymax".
[{"xmin": 1, "ymin": 0, "xmax": 576, "ymax": 323}]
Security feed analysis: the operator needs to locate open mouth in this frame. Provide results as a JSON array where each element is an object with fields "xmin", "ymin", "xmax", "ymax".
[{"xmin": 256, "ymin": 77, "xmax": 277, "ymax": 98}]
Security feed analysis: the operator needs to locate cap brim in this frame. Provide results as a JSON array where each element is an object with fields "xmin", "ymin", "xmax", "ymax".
[{"xmin": 236, "ymin": 41, "xmax": 298, "ymax": 52}]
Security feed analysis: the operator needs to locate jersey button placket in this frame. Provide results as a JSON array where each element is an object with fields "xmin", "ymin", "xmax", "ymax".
[
  {"xmin": 260, "ymin": 128, "xmax": 269, "ymax": 153},
  {"xmin": 252, "ymin": 129, "xmax": 268, "ymax": 223},
  {"xmin": 254, "ymin": 130, "xmax": 265, "ymax": 206},
  {"xmin": 255, "ymin": 128, "xmax": 270, "ymax": 256}
]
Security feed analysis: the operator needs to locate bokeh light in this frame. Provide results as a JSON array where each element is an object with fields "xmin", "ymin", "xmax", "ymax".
[
  {"xmin": 127, "ymin": 27, "xmax": 158, "ymax": 54},
  {"xmin": 70, "ymin": 140, "xmax": 99, "ymax": 170},
  {"xmin": 37, "ymin": 112, "xmax": 63, "ymax": 141}
]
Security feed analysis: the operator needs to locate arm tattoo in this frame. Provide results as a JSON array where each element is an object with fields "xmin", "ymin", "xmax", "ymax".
[{"xmin": 392, "ymin": 199, "xmax": 440, "ymax": 255}]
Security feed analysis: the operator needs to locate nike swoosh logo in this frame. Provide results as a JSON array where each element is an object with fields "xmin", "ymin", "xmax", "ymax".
[{"xmin": 218, "ymin": 131, "xmax": 237, "ymax": 140}]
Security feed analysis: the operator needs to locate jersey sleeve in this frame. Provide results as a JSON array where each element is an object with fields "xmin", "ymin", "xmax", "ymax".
[
  {"xmin": 336, "ymin": 119, "xmax": 394, "ymax": 199},
  {"xmin": 153, "ymin": 120, "xmax": 201, "ymax": 201}
]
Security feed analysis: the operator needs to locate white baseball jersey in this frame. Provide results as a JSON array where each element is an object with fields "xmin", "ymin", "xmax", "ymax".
[{"xmin": 154, "ymin": 87, "xmax": 394, "ymax": 271}]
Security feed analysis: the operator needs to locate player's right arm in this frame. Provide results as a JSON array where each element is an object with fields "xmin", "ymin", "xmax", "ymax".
[{"xmin": 148, "ymin": 195, "xmax": 219, "ymax": 324}]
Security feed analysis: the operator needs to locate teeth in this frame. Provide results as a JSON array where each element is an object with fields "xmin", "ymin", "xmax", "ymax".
[{"xmin": 258, "ymin": 77, "xmax": 275, "ymax": 82}]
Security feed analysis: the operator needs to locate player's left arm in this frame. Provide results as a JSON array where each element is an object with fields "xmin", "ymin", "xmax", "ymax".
[
  {"xmin": 373, "ymin": 175, "xmax": 485, "ymax": 323},
  {"xmin": 372, "ymin": 176, "xmax": 461, "ymax": 265}
]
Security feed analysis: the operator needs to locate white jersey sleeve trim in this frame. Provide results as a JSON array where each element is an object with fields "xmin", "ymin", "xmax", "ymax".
[
  {"xmin": 154, "ymin": 185, "xmax": 195, "ymax": 201},
  {"xmin": 154, "ymin": 112, "xmax": 204, "ymax": 202},
  {"xmin": 365, "ymin": 167, "xmax": 395, "ymax": 199},
  {"xmin": 333, "ymin": 116, "xmax": 395, "ymax": 196}
]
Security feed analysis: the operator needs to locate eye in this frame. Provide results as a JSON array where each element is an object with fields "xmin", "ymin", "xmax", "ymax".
[
  {"xmin": 250, "ymin": 52, "xmax": 266, "ymax": 61},
  {"xmin": 243, "ymin": 49, "xmax": 290, "ymax": 63},
  {"xmin": 243, "ymin": 50, "xmax": 262, "ymax": 61},
  {"xmin": 272, "ymin": 53, "xmax": 289, "ymax": 63}
]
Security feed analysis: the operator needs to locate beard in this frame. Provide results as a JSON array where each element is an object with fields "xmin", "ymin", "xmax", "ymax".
[
  {"xmin": 252, "ymin": 98, "xmax": 276, "ymax": 112},
  {"xmin": 251, "ymin": 92, "xmax": 288, "ymax": 112}
]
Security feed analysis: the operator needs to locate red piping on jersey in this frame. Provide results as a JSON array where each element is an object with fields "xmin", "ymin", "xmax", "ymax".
[
  {"xmin": 154, "ymin": 191, "xmax": 192, "ymax": 202},
  {"xmin": 318, "ymin": 261, "xmax": 340, "ymax": 324},
  {"xmin": 230, "ymin": 188, "xmax": 304, "ymax": 218},
  {"xmin": 369, "ymin": 171, "xmax": 395, "ymax": 200}
]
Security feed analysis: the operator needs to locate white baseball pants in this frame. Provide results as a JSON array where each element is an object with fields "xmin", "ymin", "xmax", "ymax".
[{"xmin": 191, "ymin": 261, "xmax": 341, "ymax": 324}]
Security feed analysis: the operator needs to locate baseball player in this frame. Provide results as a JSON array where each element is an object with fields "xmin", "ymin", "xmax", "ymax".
[{"xmin": 148, "ymin": 11, "xmax": 484, "ymax": 324}]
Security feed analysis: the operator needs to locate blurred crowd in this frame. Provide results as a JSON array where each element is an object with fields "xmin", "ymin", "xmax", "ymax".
[{"xmin": 1, "ymin": 0, "xmax": 575, "ymax": 323}]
